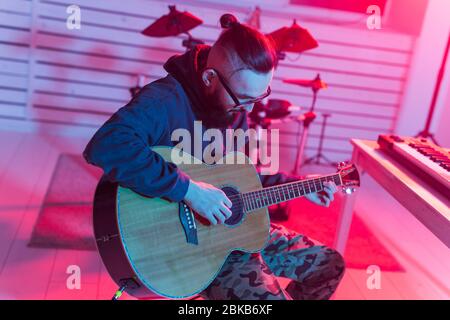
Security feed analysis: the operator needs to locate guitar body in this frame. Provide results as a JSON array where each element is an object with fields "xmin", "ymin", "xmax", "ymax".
[{"xmin": 93, "ymin": 147, "xmax": 270, "ymax": 299}]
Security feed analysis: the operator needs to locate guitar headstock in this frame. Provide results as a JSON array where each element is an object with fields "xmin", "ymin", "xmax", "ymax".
[{"xmin": 337, "ymin": 162, "xmax": 360, "ymax": 194}]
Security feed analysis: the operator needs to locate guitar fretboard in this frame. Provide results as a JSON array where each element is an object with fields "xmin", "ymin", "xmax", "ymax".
[{"xmin": 241, "ymin": 173, "xmax": 342, "ymax": 212}]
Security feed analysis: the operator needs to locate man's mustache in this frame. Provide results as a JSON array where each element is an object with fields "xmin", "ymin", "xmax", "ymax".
[{"xmin": 227, "ymin": 107, "xmax": 247, "ymax": 113}]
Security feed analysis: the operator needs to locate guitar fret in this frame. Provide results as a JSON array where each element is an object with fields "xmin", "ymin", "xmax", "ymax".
[
  {"xmin": 254, "ymin": 191, "xmax": 260, "ymax": 209},
  {"xmin": 265, "ymin": 190, "xmax": 269, "ymax": 206},
  {"xmin": 251, "ymin": 192, "xmax": 257, "ymax": 210},
  {"xmin": 314, "ymin": 179, "xmax": 321, "ymax": 191},
  {"xmin": 304, "ymin": 181, "xmax": 310, "ymax": 194},
  {"xmin": 255, "ymin": 193, "xmax": 261, "ymax": 209},
  {"xmin": 297, "ymin": 183, "xmax": 304, "ymax": 196},
  {"xmin": 262, "ymin": 190, "xmax": 268, "ymax": 207},
  {"xmin": 268, "ymin": 189, "xmax": 275, "ymax": 206},
  {"xmin": 261, "ymin": 191, "xmax": 266, "ymax": 208},
  {"xmin": 334, "ymin": 175, "xmax": 340, "ymax": 186},
  {"xmin": 293, "ymin": 184, "xmax": 300, "ymax": 198},
  {"xmin": 260, "ymin": 190, "xmax": 267, "ymax": 207},
  {"xmin": 243, "ymin": 194, "xmax": 250, "ymax": 212},
  {"xmin": 277, "ymin": 186, "xmax": 283, "ymax": 202},
  {"xmin": 287, "ymin": 184, "xmax": 295, "ymax": 200},
  {"xmin": 242, "ymin": 173, "xmax": 344, "ymax": 212},
  {"xmin": 274, "ymin": 187, "xmax": 280, "ymax": 203},
  {"xmin": 247, "ymin": 192, "xmax": 253, "ymax": 210},
  {"xmin": 315, "ymin": 179, "xmax": 319, "ymax": 191},
  {"xmin": 310, "ymin": 179, "xmax": 316, "ymax": 193}
]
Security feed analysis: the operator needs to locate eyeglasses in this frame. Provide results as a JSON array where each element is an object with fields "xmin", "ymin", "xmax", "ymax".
[{"xmin": 212, "ymin": 68, "xmax": 271, "ymax": 112}]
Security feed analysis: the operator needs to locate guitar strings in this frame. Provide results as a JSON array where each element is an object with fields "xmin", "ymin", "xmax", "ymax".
[
  {"xmin": 225, "ymin": 184, "xmax": 323, "ymax": 202},
  {"xmin": 217, "ymin": 182, "xmax": 322, "ymax": 213},
  {"xmin": 224, "ymin": 176, "xmax": 337, "ymax": 202},
  {"xmin": 223, "ymin": 175, "xmax": 340, "ymax": 211}
]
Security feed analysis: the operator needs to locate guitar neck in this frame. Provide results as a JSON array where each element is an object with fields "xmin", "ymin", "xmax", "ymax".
[{"xmin": 242, "ymin": 173, "xmax": 342, "ymax": 212}]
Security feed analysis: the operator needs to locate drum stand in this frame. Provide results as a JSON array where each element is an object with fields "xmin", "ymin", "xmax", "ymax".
[
  {"xmin": 291, "ymin": 84, "xmax": 320, "ymax": 175},
  {"xmin": 292, "ymin": 110, "xmax": 315, "ymax": 175},
  {"xmin": 303, "ymin": 113, "xmax": 336, "ymax": 166},
  {"xmin": 248, "ymin": 111, "xmax": 271, "ymax": 167},
  {"xmin": 416, "ymin": 32, "xmax": 449, "ymax": 146}
]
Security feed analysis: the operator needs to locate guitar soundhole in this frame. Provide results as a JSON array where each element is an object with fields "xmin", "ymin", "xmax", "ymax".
[{"xmin": 221, "ymin": 186, "xmax": 245, "ymax": 226}]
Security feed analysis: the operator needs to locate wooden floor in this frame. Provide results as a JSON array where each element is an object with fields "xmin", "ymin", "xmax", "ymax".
[{"xmin": 0, "ymin": 130, "xmax": 449, "ymax": 300}]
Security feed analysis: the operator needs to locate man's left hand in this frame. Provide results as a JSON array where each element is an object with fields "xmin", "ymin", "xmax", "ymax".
[{"xmin": 305, "ymin": 181, "xmax": 338, "ymax": 207}]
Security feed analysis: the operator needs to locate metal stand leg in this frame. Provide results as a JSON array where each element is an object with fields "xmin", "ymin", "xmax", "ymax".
[
  {"xmin": 293, "ymin": 121, "xmax": 309, "ymax": 176},
  {"xmin": 292, "ymin": 112, "xmax": 316, "ymax": 175},
  {"xmin": 333, "ymin": 149, "xmax": 360, "ymax": 255},
  {"xmin": 304, "ymin": 113, "xmax": 336, "ymax": 166}
]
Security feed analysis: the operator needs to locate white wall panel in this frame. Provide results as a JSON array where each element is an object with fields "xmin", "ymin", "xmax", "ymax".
[{"xmin": 0, "ymin": 0, "xmax": 415, "ymax": 164}]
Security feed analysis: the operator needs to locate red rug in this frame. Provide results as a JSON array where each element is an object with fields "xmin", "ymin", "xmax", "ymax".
[
  {"xmin": 29, "ymin": 154, "xmax": 403, "ymax": 271},
  {"xmin": 279, "ymin": 195, "xmax": 403, "ymax": 271},
  {"xmin": 28, "ymin": 154, "xmax": 102, "ymax": 250}
]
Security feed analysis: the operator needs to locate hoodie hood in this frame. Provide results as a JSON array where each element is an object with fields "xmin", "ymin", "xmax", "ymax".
[
  {"xmin": 163, "ymin": 45, "xmax": 211, "ymax": 124},
  {"xmin": 164, "ymin": 45, "xmax": 248, "ymax": 131}
]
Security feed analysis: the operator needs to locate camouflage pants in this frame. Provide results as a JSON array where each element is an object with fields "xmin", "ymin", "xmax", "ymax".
[{"xmin": 199, "ymin": 223, "xmax": 345, "ymax": 300}]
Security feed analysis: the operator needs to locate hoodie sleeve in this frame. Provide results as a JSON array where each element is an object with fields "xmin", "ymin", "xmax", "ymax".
[{"xmin": 82, "ymin": 90, "xmax": 190, "ymax": 202}]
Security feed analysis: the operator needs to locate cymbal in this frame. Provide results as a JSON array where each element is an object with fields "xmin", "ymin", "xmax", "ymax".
[
  {"xmin": 267, "ymin": 19, "xmax": 318, "ymax": 53},
  {"xmin": 141, "ymin": 5, "xmax": 203, "ymax": 37},
  {"xmin": 283, "ymin": 76, "xmax": 327, "ymax": 90},
  {"xmin": 249, "ymin": 99, "xmax": 294, "ymax": 120},
  {"xmin": 245, "ymin": 6, "xmax": 261, "ymax": 30}
]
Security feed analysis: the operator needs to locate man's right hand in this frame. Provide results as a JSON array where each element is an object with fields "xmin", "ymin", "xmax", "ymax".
[{"xmin": 183, "ymin": 180, "xmax": 233, "ymax": 225}]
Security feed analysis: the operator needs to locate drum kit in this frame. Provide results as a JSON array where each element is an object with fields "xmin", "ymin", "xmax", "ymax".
[
  {"xmin": 139, "ymin": 5, "xmax": 335, "ymax": 172},
  {"xmin": 141, "ymin": 5, "xmax": 204, "ymax": 50}
]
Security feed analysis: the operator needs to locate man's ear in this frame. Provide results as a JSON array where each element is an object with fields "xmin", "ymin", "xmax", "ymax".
[{"xmin": 201, "ymin": 68, "xmax": 216, "ymax": 87}]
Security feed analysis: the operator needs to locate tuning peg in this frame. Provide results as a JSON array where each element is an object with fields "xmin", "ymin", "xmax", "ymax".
[{"xmin": 342, "ymin": 187, "xmax": 355, "ymax": 195}]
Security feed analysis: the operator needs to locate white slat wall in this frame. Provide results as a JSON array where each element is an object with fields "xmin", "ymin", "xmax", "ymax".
[
  {"xmin": 0, "ymin": 0, "xmax": 32, "ymax": 119},
  {"xmin": 0, "ymin": 0, "xmax": 414, "ymax": 165}
]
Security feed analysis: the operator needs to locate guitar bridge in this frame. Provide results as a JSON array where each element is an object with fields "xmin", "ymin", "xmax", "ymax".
[{"xmin": 178, "ymin": 201, "xmax": 198, "ymax": 245}]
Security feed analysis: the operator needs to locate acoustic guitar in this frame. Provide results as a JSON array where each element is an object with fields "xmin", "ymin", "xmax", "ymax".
[{"xmin": 93, "ymin": 146, "xmax": 360, "ymax": 299}]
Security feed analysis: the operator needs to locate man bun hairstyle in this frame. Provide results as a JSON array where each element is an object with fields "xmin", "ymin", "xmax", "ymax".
[
  {"xmin": 219, "ymin": 13, "xmax": 239, "ymax": 29},
  {"xmin": 216, "ymin": 13, "xmax": 278, "ymax": 73}
]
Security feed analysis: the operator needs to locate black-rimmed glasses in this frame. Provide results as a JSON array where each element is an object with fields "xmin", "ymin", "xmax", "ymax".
[{"xmin": 212, "ymin": 68, "xmax": 271, "ymax": 112}]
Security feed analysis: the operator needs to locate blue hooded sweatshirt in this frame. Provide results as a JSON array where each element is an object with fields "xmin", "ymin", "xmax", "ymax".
[{"xmin": 83, "ymin": 45, "xmax": 296, "ymax": 202}]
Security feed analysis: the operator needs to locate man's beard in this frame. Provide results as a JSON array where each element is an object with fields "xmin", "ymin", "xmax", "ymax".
[{"xmin": 200, "ymin": 91, "xmax": 240, "ymax": 129}]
